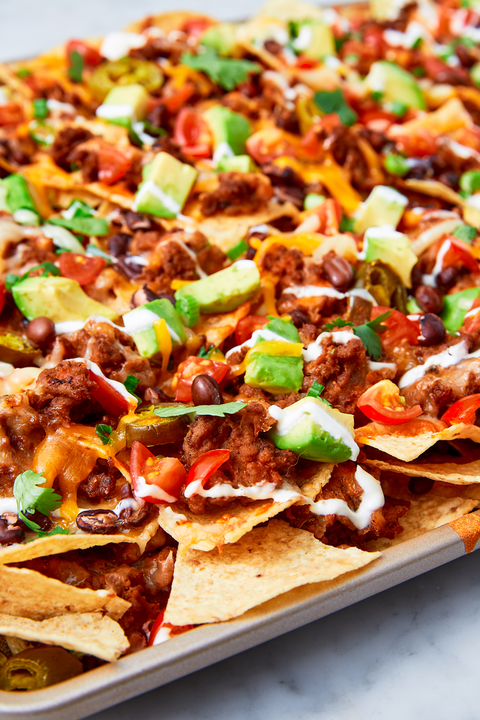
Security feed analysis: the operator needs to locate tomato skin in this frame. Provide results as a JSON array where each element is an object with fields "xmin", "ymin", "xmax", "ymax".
[
  {"xmin": 395, "ymin": 129, "xmax": 438, "ymax": 158},
  {"xmin": 181, "ymin": 17, "xmax": 214, "ymax": 39},
  {"xmin": 173, "ymin": 356, "xmax": 228, "ymax": 402},
  {"xmin": 59, "ymin": 253, "xmax": 106, "ymax": 285},
  {"xmin": 371, "ymin": 306, "xmax": 419, "ymax": 349},
  {"xmin": 438, "ymin": 236, "xmax": 480, "ymax": 275},
  {"xmin": 185, "ymin": 449, "xmax": 230, "ymax": 495},
  {"xmin": 97, "ymin": 146, "xmax": 131, "ymax": 185},
  {"xmin": 0, "ymin": 103, "xmax": 24, "ymax": 126},
  {"xmin": 357, "ymin": 380, "xmax": 423, "ymax": 425},
  {"xmin": 163, "ymin": 83, "xmax": 195, "ymax": 114},
  {"xmin": 173, "ymin": 108, "xmax": 212, "ymax": 158},
  {"xmin": 90, "ymin": 372, "xmax": 131, "ymax": 416},
  {"xmin": 235, "ymin": 315, "xmax": 268, "ymax": 345},
  {"xmin": 315, "ymin": 198, "xmax": 342, "ymax": 235},
  {"xmin": 463, "ymin": 298, "xmax": 480, "ymax": 332},
  {"xmin": 130, "ymin": 441, "xmax": 186, "ymax": 503},
  {"xmin": 66, "ymin": 39, "xmax": 102, "ymax": 66},
  {"xmin": 441, "ymin": 394, "xmax": 480, "ymax": 426},
  {"xmin": 148, "ymin": 610, "xmax": 166, "ymax": 646}
]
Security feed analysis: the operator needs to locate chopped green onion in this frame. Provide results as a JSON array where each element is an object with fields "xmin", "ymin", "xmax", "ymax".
[
  {"xmin": 176, "ymin": 294, "xmax": 200, "ymax": 328},
  {"xmin": 49, "ymin": 216, "xmax": 109, "ymax": 236},
  {"xmin": 306, "ymin": 382, "xmax": 325, "ymax": 398},
  {"xmin": 459, "ymin": 170, "xmax": 480, "ymax": 196},
  {"xmin": 339, "ymin": 215, "xmax": 355, "ymax": 232},
  {"xmin": 86, "ymin": 244, "xmax": 112, "ymax": 264},
  {"xmin": 384, "ymin": 154, "xmax": 409, "ymax": 176},
  {"xmin": 371, "ymin": 90, "xmax": 383, "ymax": 101},
  {"xmin": 16, "ymin": 69, "xmax": 31, "ymax": 78},
  {"xmin": 68, "ymin": 50, "xmax": 84, "ymax": 83},
  {"xmin": 390, "ymin": 100, "xmax": 408, "ymax": 117},
  {"xmin": 42, "ymin": 224, "xmax": 85, "ymax": 254},
  {"xmin": 226, "ymin": 239, "xmax": 248, "ymax": 261},
  {"xmin": 33, "ymin": 98, "xmax": 48, "ymax": 119}
]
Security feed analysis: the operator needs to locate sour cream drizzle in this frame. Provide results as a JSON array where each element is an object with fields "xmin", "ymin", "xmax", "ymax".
[
  {"xmin": 284, "ymin": 285, "xmax": 377, "ymax": 304},
  {"xmin": 309, "ymin": 466, "xmax": 384, "ymax": 529},
  {"xmin": 303, "ymin": 331, "xmax": 362, "ymax": 363},
  {"xmin": 398, "ymin": 341, "xmax": 480, "ymax": 389},
  {"xmin": 122, "ymin": 307, "xmax": 181, "ymax": 344}
]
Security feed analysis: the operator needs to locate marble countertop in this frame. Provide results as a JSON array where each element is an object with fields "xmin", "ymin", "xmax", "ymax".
[{"xmin": 2, "ymin": 3, "xmax": 480, "ymax": 718}]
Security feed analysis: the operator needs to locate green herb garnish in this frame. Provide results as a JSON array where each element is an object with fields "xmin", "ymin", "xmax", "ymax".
[
  {"xmin": 181, "ymin": 49, "xmax": 260, "ymax": 91},
  {"xmin": 124, "ymin": 375, "xmax": 141, "ymax": 401},
  {"xmin": 13, "ymin": 471, "xmax": 62, "ymax": 532},
  {"xmin": 68, "ymin": 50, "xmax": 84, "ymax": 83},
  {"xmin": 154, "ymin": 401, "xmax": 247, "ymax": 418},
  {"xmin": 96, "ymin": 424, "xmax": 113, "ymax": 445},
  {"xmin": 49, "ymin": 216, "xmax": 109, "ymax": 236},
  {"xmin": 314, "ymin": 89, "xmax": 357, "ymax": 127}
]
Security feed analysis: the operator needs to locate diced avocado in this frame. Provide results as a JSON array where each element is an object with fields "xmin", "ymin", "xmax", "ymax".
[
  {"xmin": 354, "ymin": 185, "xmax": 408, "ymax": 234},
  {"xmin": 262, "ymin": 316, "xmax": 300, "ymax": 343},
  {"xmin": 123, "ymin": 299, "xmax": 187, "ymax": 359},
  {"xmin": 1, "ymin": 174, "xmax": 37, "ymax": 216},
  {"xmin": 217, "ymin": 155, "xmax": 257, "ymax": 173},
  {"xmin": 365, "ymin": 61, "xmax": 426, "ymax": 110},
  {"xmin": 96, "ymin": 83, "xmax": 150, "ymax": 126},
  {"xmin": 12, "ymin": 276, "xmax": 118, "ymax": 323},
  {"xmin": 269, "ymin": 397, "xmax": 358, "ymax": 462},
  {"xmin": 134, "ymin": 152, "xmax": 198, "ymax": 218},
  {"xmin": 441, "ymin": 287, "xmax": 480, "ymax": 333},
  {"xmin": 364, "ymin": 225, "xmax": 417, "ymax": 287},
  {"xmin": 201, "ymin": 23, "xmax": 238, "ymax": 56},
  {"xmin": 471, "ymin": 62, "xmax": 480, "ymax": 87},
  {"xmin": 203, "ymin": 106, "xmax": 251, "ymax": 157},
  {"xmin": 0, "ymin": 331, "xmax": 41, "ymax": 367},
  {"xmin": 304, "ymin": 193, "xmax": 325, "ymax": 210},
  {"xmin": 175, "ymin": 259, "xmax": 260, "ymax": 313},
  {"xmin": 245, "ymin": 353, "xmax": 303, "ymax": 394},
  {"xmin": 292, "ymin": 20, "xmax": 335, "ymax": 58}
]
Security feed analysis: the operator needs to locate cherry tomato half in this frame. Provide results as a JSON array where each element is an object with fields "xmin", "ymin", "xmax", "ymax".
[
  {"xmin": 181, "ymin": 17, "xmax": 214, "ymax": 40},
  {"xmin": 173, "ymin": 108, "xmax": 212, "ymax": 158},
  {"xmin": 371, "ymin": 306, "xmax": 420, "ymax": 349},
  {"xmin": 437, "ymin": 236, "xmax": 480, "ymax": 276},
  {"xmin": 66, "ymin": 39, "xmax": 103, "ymax": 67},
  {"xmin": 97, "ymin": 146, "xmax": 131, "ymax": 185},
  {"xmin": 173, "ymin": 356, "xmax": 229, "ymax": 402},
  {"xmin": 90, "ymin": 371, "xmax": 132, "ymax": 416},
  {"xmin": 0, "ymin": 103, "xmax": 24, "ymax": 126},
  {"xmin": 59, "ymin": 253, "xmax": 106, "ymax": 285},
  {"xmin": 235, "ymin": 315, "xmax": 268, "ymax": 346},
  {"xmin": 357, "ymin": 379, "xmax": 423, "ymax": 425},
  {"xmin": 148, "ymin": 610, "xmax": 166, "ymax": 646},
  {"xmin": 441, "ymin": 394, "xmax": 480, "ymax": 426},
  {"xmin": 185, "ymin": 449, "xmax": 231, "ymax": 496},
  {"xmin": 130, "ymin": 441, "xmax": 186, "ymax": 503}
]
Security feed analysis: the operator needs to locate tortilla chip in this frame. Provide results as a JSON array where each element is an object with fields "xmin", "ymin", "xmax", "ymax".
[
  {"xmin": 363, "ymin": 456, "xmax": 480, "ymax": 485},
  {"xmin": 254, "ymin": 0, "xmax": 323, "ymax": 21},
  {"xmin": 0, "ymin": 565, "xmax": 129, "ymax": 621},
  {"xmin": 124, "ymin": 11, "xmax": 216, "ymax": 34},
  {"xmin": 298, "ymin": 463, "xmax": 335, "ymax": 499},
  {"xmin": 157, "ymin": 492, "xmax": 301, "ymax": 556},
  {"xmin": 0, "ymin": 613, "xmax": 128, "ymax": 662},
  {"xmin": 0, "ymin": 515, "xmax": 159, "ymax": 565},
  {"xmin": 164, "ymin": 519, "xmax": 380, "ymax": 625},
  {"xmin": 194, "ymin": 302, "xmax": 251, "ymax": 347},
  {"xmin": 356, "ymin": 421, "xmax": 480, "ymax": 462}
]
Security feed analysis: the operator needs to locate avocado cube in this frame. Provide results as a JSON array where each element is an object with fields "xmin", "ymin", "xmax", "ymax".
[
  {"xmin": 217, "ymin": 155, "xmax": 257, "ymax": 173},
  {"xmin": 354, "ymin": 185, "xmax": 408, "ymax": 234},
  {"xmin": 292, "ymin": 21, "xmax": 335, "ymax": 58},
  {"xmin": 123, "ymin": 299, "xmax": 187, "ymax": 358},
  {"xmin": 175, "ymin": 260, "xmax": 260, "ymax": 313},
  {"xmin": 364, "ymin": 225, "xmax": 417, "ymax": 287},
  {"xmin": 441, "ymin": 287, "xmax": 480, "ymax": 333},
  {"xmin": 2, "ymin": 174, "xmax": 37, "ymax": 215},
  {"xmin": 201, "ymin": 23, "xmax": 238, "ymax": 56},
  {"xmin": 96, "ymin": 83, "xmax": 150, "ymax": 126},
  {"xmin": 12, "ymin": 276, "xmax": 118, "ymax": 323},
  {"xmin": 134, "ymin": 152, "xmax": 198, "ymax": 218},
  {"xmin": 269, "ymin": 397, "xmax": 358, "ymax": 462},
  {"xmin": 245, "ymin": 353, "xmax": 303, "ymax": 394},
  {"xmin": 203, "ymin": 106, "xmax": 251, "ymax": 157},
  {"xmin": 365, "ymin": 61, "xmax": 425, "ymax": 110}
]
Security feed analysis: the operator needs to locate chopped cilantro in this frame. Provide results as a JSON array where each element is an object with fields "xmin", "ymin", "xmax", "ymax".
[
  {"xmin": 339, "ymin": 215, "xmax": 355, "ymax": 232},
  {"xmin": 181, "ymin": 49, "xmax": 260, "ymax": 91},
  {"xmin": 68, "ymin": 50, "xmax": 84, "ymax": 83},
  {"xmin": 390, "ymin": 100, "xmax": 408, "ymax": 117},
  {"xmin": 323, "ymin": 312, "xmax": 391, "ymax": 360},
  {"xmin": 33, "ymin": 98, "xmax": 48, "ymax": 119},
  {"xmin": 96, "ymin": 424, "xmax": 113, "ymax": 445},
  {"xmin": 17, "ymin": 69, "xmax": 31, "ymax": 79},
  {"xmin": 371, "ymin": 90, "xmax": 383, "ymax": 102},
  {"xmin": 37, "ymin": 526, "xmax": 71, "ymax": 538},
  {"xmin": 49, "ymin": 216, "xmax": 109, "ymax": 236},
  {"xmin": 198, "ymin": 344, "xmax": 214, "ymax": 358},
  {"xmin": 154, "ymin": 401, "xmax": 247, "ymax": 418},
  {"xmin": 452, "ymin": 225, "xmax": 477, "ymax": 244},
  {"xmin": 323, "ymin": 318, "xmax": 353, "ymax": 331},
  {"xmin": 124, "ymin": 374, "xmax": 141, "ymax": 401},
  {"xmin": 13, "ymin": 470, "xmax": 62, "ymax": 532},
  {"xmin": 314, "ymin": 89, "xmax": 357, "ymax": 127}
]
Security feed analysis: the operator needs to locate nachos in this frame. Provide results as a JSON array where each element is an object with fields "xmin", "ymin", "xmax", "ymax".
[{"xmin": 1, "ymin": 0, "xmax": 480, "ymax": 691}]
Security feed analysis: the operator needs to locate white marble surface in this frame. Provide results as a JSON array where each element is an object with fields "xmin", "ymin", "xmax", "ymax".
[{"xmin": 3, "ymin": 3, "xmax": 480, "ymax": 718}]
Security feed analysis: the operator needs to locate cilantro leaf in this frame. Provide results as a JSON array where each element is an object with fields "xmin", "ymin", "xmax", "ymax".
[
  {"xmin": 314, "ymin": 89, "xmax": 357, "ymax": 127},
  {"xmin": 181, "ymin": 49, "xmax": 260, "ymax": 91},
  {"xmin": 453, "ymin": 224, "xmax": 477, "ymax": 244},
  {"xmin": 353, "ymin": 311, "xmax": 392, "ymax": 361},
  {"xmin": 33, "ymin": 98, "xmax": 48, "ymax": 120},
  {"xmin": 36, "ymin": 526, "xmax": 71, "ymax": 538},
  {"xmin": 198, "ymin": 344, "xmax": 214, "ymax": 358},
  {"xmin": 124, "ymin": 375, "xmax": 141, "ymax": 401},
  {"xmin": 307, "ymin": 382, "xmax": 325, "ymax": 398},
  {"xmin": 366, "ymin": 310, "xmax": 392, "ymax": 331},
  {"xmin": 49, "ymin": 217, "xmax": 109, "ymax": 236},
  {"xmin": 96, "ymin": 424, "xmax": 113, "ymax": 445},
  {"xmin": 68, "ymin": 50, "xmax": 84, "ymax": 83},
  {"xmin": 13, "ymin": 470, "xmax": 62, "ymax": 532},
  {"xmin": 154, "ymin": 401, "xmax": 247, "ymax": 418},
  {"xmin": 6, "ymin": 261, "xmax": 61, "ymax": 290},
  {"xmin": 323, "ymin": 318, "xmax": 353, "ymax": 331}
]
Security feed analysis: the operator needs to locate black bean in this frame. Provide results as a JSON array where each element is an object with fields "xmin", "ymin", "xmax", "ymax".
[
  {"xmin": 408, "ymin": 477, "xmax": 435, "ymax": 494},
  {"xmin": 26, "ymin": 317, "xmax": 55, "ymax": 347},
  {"xmin": 419, "ymin": 313, "xmax": 446, "ymax": 346},
  {"xmin": 117, "ymin": 498, "xmax": 151, "ymax": 528},
  {"xmin": 288, "ymin": 309, "xmax": 311, "ymax": 328},
  {"xmin": 0, "ymin": 518, "xmax": 25, "ymax": 545},
  {"xmin": 323, "ymin": 254, "xmax": 354, "ymax": 292},
  {"xmin": 245, "ymin": 246, "xmax": 257, "ymax": 260},
  {"xmin": 116, "ymin": 256, "xmax": 144, "ymax": 279},
  {"xmin": 436, "ymin": 265, "xmax": 465, "ymax": 292},
  {"xmin": 264, "ymin": 39, "xmax": 283, "ymax": 55},
  {"xmin": 108, "ymin": 233, "xmax": 131, "ymax": 258},
  {"xmin": 414, "ymin": 284, "xmax": 443, "ymax": 314},
  {"xmin": 76, "ymin": 509, "xmax": 118, "ymax": 534},
  {"xmin": 23, "ymin": 509, "xmax": 52, "ymax": 531},
  {"xmin": 411, "ymin": 264, "xmax": 423, "ymax": 290},
  {"xmin": 131, "ymin": 285, "xmax": 160, "ymax": 308},
  {"xmin": 191, "ymin": 374, "xmax": 223, "ymax": 406},
  {"xmin": 125, "ymin": 211, "xmax": 152, "ymax": 231}
]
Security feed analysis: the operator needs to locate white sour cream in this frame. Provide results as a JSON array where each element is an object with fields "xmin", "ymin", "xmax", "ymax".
[
  {"xmin": 184, "ymin": 480, "xmax": 301, "ymax": 501},
  {"xmin": 123, "ymin": 307, "xmax": 181, "ymax": 344},
  {"xmin": 398, "ymin": 341, "xmax": 480, "ymax": 389},
  {"xmin": 303, "ymin": 331, "xmax": 362, "ymax": 363},
  {"xmin": 0, "ymin": 497, "xmax": 18, "ymax": 514},
  {"xmin": 134, "ymin": 476, "xmax": 176, "ymax": 503},
  {"xmin": 100, "ymin": 32, "xmax": 146, "ymax": 61},
  {"xmin": 225, "ymin": 327, "xmax": 296, "ymax": 360}
]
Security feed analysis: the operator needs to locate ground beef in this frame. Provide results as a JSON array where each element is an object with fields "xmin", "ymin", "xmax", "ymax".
[
  {"xmin": 181, "ymin": 401, "xmax": 297, "ymax": 514},
  {"xmin": 285, "ymin": 462, "xmax": 410, "ymax": 548},
  {"xmin": 130, "ymin": 37, "xmax": 188, "ymax": 65},
  {"xmin": 259, "ymin": 244, "xmax": 306, "ymax": 291},
  {"xmin": 78, "ymin": 460, "xmax": 121, "ymax": 502},
  {"xmin": 151, "ymin": 137, "xmax": 193, "ymax": 165},
  {"xmin": 221, "ymin": 91, "xmax": 263, "ymax": 119},
  {"xmin": 0, "ymin": 393, "xmax": 43, "ymax": 492},
  {"xmin": 200, "ymin": 172, "xmax": 273, "ymax": 217},
  {"xmin": 0, "ymin": 135, "xmax": 37, "ymax": 168},
  {"xmin": 261, "ymin": 163, "xmax": 305, "ymax": 209},
  {"xmin": 129, "ymin": 230, "xmax": 164, "ymax": 255},
  {"xmin": 303, "ymin": 335, "xmax": 371, "ymax": 414},
  {"xmin": 51, "ymin": 127, "xmax": 94, "ymax": 171},
  {"xmin": 66, "ymin": 140, "xmax": 99, "ymax": 182}
]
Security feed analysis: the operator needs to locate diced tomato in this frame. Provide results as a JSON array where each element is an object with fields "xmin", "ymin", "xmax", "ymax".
[
  {"xmin": 181, "ymin": 17, "xmax": 214, "ymax": 40},
  {"xmin": 359, "ymin": 109, "xmax": 395, "ymax": 126},
  {"xmin": 357, "ymin": 379, "xmax": 423, "ymax": 425},
  {"xmin": 66, "ymin": 39, "xmax": 103, "ymax": 66},
  {"xmin": 371, "ymin": 306, "xmax": 420, "ymax": 349},
  {"xmin": 185, "ymin": 449, "xmax": 230, "ymax": 495},
  {"xmin": 0, "ymin": 285, "xmax": 5, "ymax": 315},
  {"xmin": 0, "ymin": 103, "xmax": 24, "ymax": 126},
  {"xmin": 315, "ymin": 198, "xmax": 342, "ymax": 235},
  {"xmin": 59, "ymin": 253, "xmax": 106, "ymax": 285},
  {"xmin": 463, "ymin": 298, "xmax": 480, "ymax": 333},
  {"xmin": 148, "ymin": 610, "xmax": 166, "ymax": 646},
  {"xmin": 295, "ymin": 55, "xmax": 319, "ymax": 69},
  {"xmin": 441, "ymin": 394, "xmax": 480, "ymax": 426},
  {"xmin": 235, "ymin": 315, "xmax": 268, "ymax": 345},
  {"xmin": 163, "ymin": 83, "xmax": 195, "ymax": 114},
  {"xmin": 173, "ymin": 356, "xmax": 228, "ymax": 402},
  {"xmin": 97, "ymin": 146, "xmax": 131, "ymax": 185},
  {"xmin": 246, "ymin": 128, "xmax": 302, "ymax": 164},
  {"xmin": 395, "ymin": 129, "xmax": 438, "ymax": 158},
  {"xmin": 90, "ymin": 372, "xmax": 131, "ymax": 416},
  {"xmin": 130, "ymin": 441, "xmax": 186, "ymax": 503},
  {"xmin": 437, "ymin": 236, "xmax": 480, "ymax": 276},
  {"xmin": 173, "ymin": 108, "xmax": 212, "ymax": 158}
]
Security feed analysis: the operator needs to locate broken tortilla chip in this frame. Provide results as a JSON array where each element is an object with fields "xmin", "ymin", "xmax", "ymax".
[
  {"xmin": 157, "ymin": 492, "xmax": 301, "ymax": 556},
  {"xmin": 0, "ymin": 613, "xmax": 128, "ymax": 662},
  {"xmin": 363, "ymin": 456, "xmax": 480, "ymax": 485},
  {"xmin": 356, "ymin": 421, "xmax": 480, "ymax": 462},
  {"xmin": 298, "ymin": 463, "xmax": 335, "ymax": 499},
  {"xmin": 164, "ymin": 519, "xmax": 380, "ymax": 625},
  {"xmin": 194, "ymin": 302, "xmax": 251, "ymax": 347},
  {"xmin": 0, "ymin": 565, "xmax": 129, "ymax": 621}
]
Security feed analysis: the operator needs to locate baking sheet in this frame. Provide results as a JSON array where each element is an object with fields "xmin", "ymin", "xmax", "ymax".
[{"xmin": 0, "ymin": 514, "xmax": 477, "ymax": 720}]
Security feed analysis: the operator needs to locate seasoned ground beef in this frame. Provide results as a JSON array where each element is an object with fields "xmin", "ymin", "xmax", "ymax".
[
  {"xmin": 78, "ymin": 460, "xmax": 121, "ymax": 502},
  {"xmin": 200, "ymin": 172, "xmax": 273, "ymax": 216},
  {"xmin": 0, "ymin": 393, "xmax": 43, "ymax": 492},
  {"xmin": 181, "ymin": 401, "xmax": 298, "ymax": 514},
  {"xmin": 259, "ymin": 243, "xmax": 305, "ymax": 290},
  {"xmin": 51, "ymin": 127, "xmax": 94, "ymax": 171}
]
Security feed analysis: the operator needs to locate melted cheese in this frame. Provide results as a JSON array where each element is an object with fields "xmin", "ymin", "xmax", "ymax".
[{"xmin": 398, "ymin": 341, "xmax": 480, "ymax": 388}]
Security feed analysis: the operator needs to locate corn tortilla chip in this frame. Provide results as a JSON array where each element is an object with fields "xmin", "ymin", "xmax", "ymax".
[
  {"xmin": 164, "ymin": 519, "xmax": 380, "ymax": 625},
  {"xmin": 356, "ymin": 421, "xmax": 480, "ymax": 462},
  {"xmin": 157, "ymin": 492, "xmax": 301, "ymax": 556},
  {"xmin": 0, "ymin": 565, "xmax": 129, "ymax": 621},
  {"xmin": 0, "ymin": 613, "xmax": 128, "ymax": 662},
  {"xmin": 194, "ymin": 302, "xmax": 251, "ymax": 347},
  {"xmin": 298, "ymin": 463, "xmax": 335, "ymax": 499},
  {"xmin": 363, "ymin": 456, "xmax": 480, "ymax": 485},
  {"xmin": 124, "ymin": 11, "xmax": 216, "ymax": 34}
]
